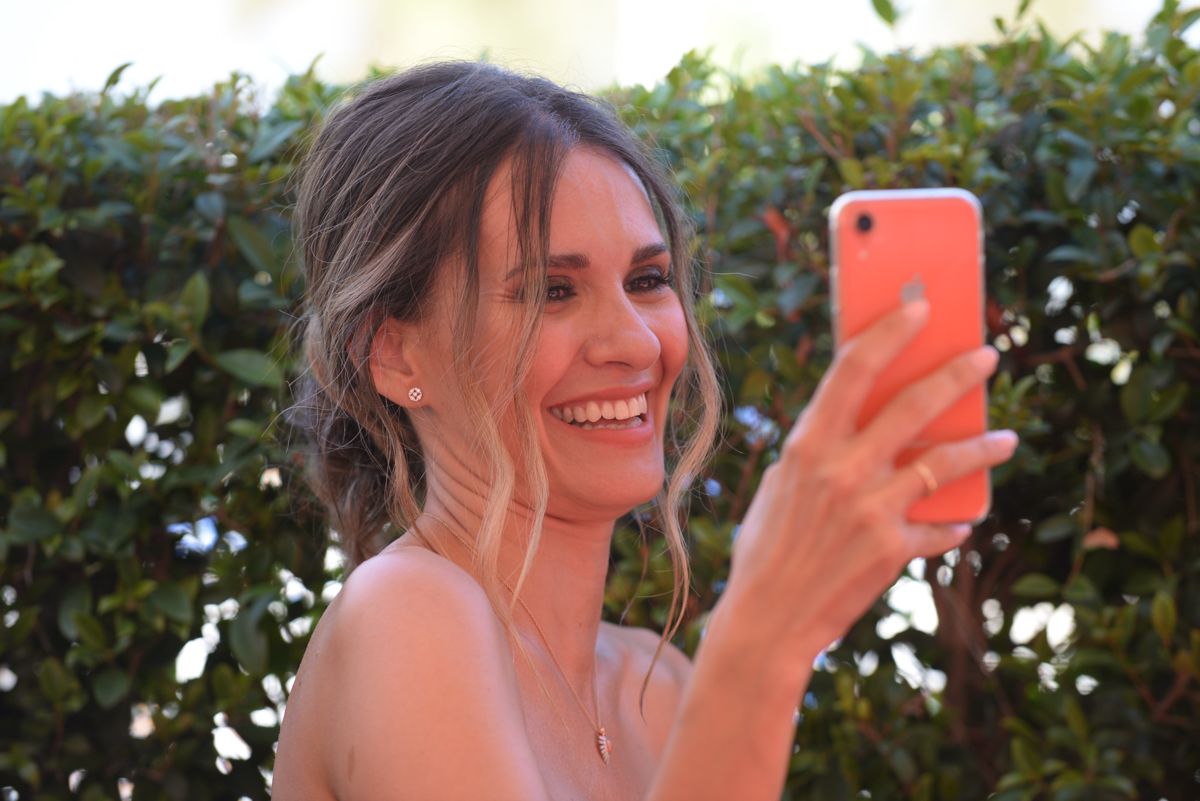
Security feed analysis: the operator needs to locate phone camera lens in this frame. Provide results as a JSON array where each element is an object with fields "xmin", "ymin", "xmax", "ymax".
[{"xmin": 856, "ymin": 213, "xmax": 873, "ymax": 233}]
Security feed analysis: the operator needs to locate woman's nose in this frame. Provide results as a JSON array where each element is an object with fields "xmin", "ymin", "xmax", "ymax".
[{"xmin": 580, "ymin": 284, "xmax": 661, "ymax": 367}]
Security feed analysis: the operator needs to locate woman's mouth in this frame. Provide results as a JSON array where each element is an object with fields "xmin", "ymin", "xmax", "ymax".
[{"xmin": 566, "ymin": 414, "xmax": 647, "ymax": 431}]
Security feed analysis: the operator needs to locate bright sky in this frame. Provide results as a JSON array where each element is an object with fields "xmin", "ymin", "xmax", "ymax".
[{"xmin": 2, "ymin": 0, "xmax": 1187, "ymax": 105}]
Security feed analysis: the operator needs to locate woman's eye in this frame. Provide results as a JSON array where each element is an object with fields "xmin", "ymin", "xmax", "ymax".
[
  {"xmin": 545, "ymin": 270, "xmax": 675, "ymax": 303},
  {"xmin": 631, "ymin": 271, "xmax": 675, "ymax": 293}
]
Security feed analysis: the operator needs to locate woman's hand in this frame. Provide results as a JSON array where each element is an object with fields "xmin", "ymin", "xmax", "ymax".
[{"xmin": 724, "ymin": 298, "xmax": 1018, "ymax": 663}]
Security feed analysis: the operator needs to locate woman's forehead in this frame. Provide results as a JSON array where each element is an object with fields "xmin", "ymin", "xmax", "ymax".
[{"xmin": 477, "ymin": 147, "xmax": 658, "ymax": 271}]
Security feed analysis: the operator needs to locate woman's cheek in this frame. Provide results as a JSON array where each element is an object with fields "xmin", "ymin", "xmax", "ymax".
[{"xmin": 657, "ymin": 300, "xmax": 690, "ymax": 378}]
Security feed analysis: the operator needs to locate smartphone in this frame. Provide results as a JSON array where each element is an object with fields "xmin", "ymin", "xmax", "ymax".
[{"xmin": 829, "ymin": 188, "xmax": 989, "ymax": 524}]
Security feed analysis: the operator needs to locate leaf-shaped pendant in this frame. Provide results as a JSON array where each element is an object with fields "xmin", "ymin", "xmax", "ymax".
[{"xmin": 596, "ymin": 726, "xmax": 612, "ymax": 765}]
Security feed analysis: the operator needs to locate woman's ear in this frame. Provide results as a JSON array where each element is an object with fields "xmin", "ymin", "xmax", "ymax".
[{"xmin": 367, "ymin": 316, "xmax": 422, "ymax": 406}]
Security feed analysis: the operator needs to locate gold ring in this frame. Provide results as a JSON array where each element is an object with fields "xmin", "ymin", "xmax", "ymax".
[{"xmin": 911, "ymin": 460, "xmax": 938, "ymax": 496}]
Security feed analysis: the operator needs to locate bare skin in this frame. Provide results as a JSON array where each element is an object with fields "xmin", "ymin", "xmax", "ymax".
[{"xmin": 272, "ymin": 544, "xmax": 686, "ymax": 801}]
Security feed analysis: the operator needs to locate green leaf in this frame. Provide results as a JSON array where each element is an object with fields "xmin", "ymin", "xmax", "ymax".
[
  {"xmin": 1151, "ymin": 590, "xmax": 1177, "ymax": 645},
  {"xmin": 37, "ymin": 657, "xmax": 81, "ymax": 703},
  {"xmin": 7, "ymin": 497, "xmax": 60, "ymax": 543},
  {"xmin": 1044, "ymin": 245, "xmax": 1098, "ymax": 264},
  {"xmin": 125, "ymin": 382, "xmax": 162, "ymax": 420},
  {"xmin": 92, "ymin": 668, "xmax": 131, "ymax": 709},
  {"xmin": 226, "ymin": 418, "xmax": 263, "ymax": 440},
  {"xmin": 106, "ymin": 449, "xmax": 139, "ymax": 479},
  {"xmin": 75, "ymin": 613, "xmax": 108, "ymax": 651},
  {"xmin": 1119, "ymin": 366, "xmax": 1153, "ymax": 423},
  {"xmin": 1011, "ymin": 736, "xmax": 1040, "ymax": 776},
  {"xmin": 229, "ymin": 592, "xmax": 274, "ymax": 675},
  {"xmin": 102, "ymin": 62, "xmax": 133, "ymax": 94},
  {"xmin": 1035, "ymin": 514, "xmax": 1078, "ymax": 543},
  {"xmin": 887, "ymin": 747, "xmax": 917, "ymax": 784},
  {"xmin": 1147, "ymin": 382, "xmax": 1187, "ymax": 423},
  {"xmin": 214, "ymin": 349, "xmax": 283, "ymax": 389},
  {"xmin": 149, "ymin": 582, "xmax": 193, "ymax": 626},
  {"xmin": 1095, "ymin": 775, "xmax": 1136, "ymax": 798},
  {"xmin": 1012, "ymin": 573, "xmax": 1060, "ymax": 598},
  {"xmin": 1130, "ymin": 437, "xmax": 1171, "ymax": 479},
  {"xmin": 1128, "ymin": 224, "xmax": 1161, "ymax": 258},
  {"xmin": 180, "ymin": 271, "xmax": 210, "ymax": 329},
  {"xmin": 166, "ymin": 340, "xmax": 192, "ymax": 373},
  {"xmin": 1062, "ymin": 575, "xmax": 1100, "ymax": 605},
  {"xmin": 1065, "ymin": 158, "xmax": 1097, "ymax": 203},
  {"xmin": 871, "ymin": 0, "xmax": 898, "ymax": 25},
  {"xmin": 76, "ymin": 394, "xmax": 110, "ymax": 431},
  {"xmin": 248, "ymin": 120, "xmax": 303, "ymax": 164},
  {"xmin": 1160, "ymin": 516, "xmax": 1185, "ymax": 562},
  {"xmin": 1062, "ymin": 696, "xmax": 1089, "ymax": 742},
  {"xmin": 836, "ymin": 157, "xmax": 865, "ymax": 187},
  {"xmin": 57, "ymin": 584, "xmax": 93, "ymax": 640},
  {"xmin": 226, "ymin": 216, "xmax": 277, "ymax": 275}
]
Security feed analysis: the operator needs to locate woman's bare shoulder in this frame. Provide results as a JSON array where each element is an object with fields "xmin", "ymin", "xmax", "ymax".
[
  {"xmin": 278, "ymin": 545, "xmax": 549, "ymax": 801},
  {"xmin": 350, "ymin": 540, "xmax": 481, "ymax": 592}
]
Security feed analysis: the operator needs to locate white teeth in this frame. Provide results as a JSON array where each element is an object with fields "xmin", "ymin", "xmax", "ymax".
[{"xmin": 550, "ymin": 392, "xmax": 647, "ymax": 423}]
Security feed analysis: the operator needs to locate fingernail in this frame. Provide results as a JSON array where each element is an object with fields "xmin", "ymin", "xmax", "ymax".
[
  {"xmin": 973, "ymin": 346, "xmax": 999, "ymax": 370},
  {"xmin": 904, "ymin": 298, "xmax": 930, "ymax": 320},
  {"xmin": 987, "ymin": 429, "xmax": 1018, "ymax": 449}
]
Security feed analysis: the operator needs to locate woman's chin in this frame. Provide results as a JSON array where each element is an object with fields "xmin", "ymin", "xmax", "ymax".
[{"xmin": 545, "ymin": 474, "xmax": 663, "ymax": 515}]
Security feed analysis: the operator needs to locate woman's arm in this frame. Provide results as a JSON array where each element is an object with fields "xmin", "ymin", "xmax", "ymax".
[
  {"xmin": 648, "ymin": 299, "xmax": 1015, "ymax": 801},
  {"xmin": 645, "ymin": 589, "xmax": 815, "ymax": 801}
]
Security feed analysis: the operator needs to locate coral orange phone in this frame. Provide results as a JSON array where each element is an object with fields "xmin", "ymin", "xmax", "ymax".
[{"xmin": 830, "ymin": 188, "xmax": 990, "ymax": 524}]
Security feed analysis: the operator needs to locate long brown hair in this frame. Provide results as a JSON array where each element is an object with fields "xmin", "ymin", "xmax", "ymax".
[{"xmin": 287, "ymin": 61, "xmax": 724, "ymax": 714}]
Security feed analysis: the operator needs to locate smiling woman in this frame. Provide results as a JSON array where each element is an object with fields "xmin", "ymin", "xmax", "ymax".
[
  {"xmin": 274, "ymin": 60, "xmax": 1016, "ymax": 801},
  {"xmin": 275, "ymin": 61, "xmax": 723, "ymax": 801}
]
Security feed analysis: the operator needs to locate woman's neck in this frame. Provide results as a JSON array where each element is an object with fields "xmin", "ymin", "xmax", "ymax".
[{"xmin": 402, "ymin": 493, "xmax": 615, "ymax": 696}]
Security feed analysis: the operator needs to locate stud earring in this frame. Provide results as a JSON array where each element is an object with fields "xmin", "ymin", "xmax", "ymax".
[{"xmin": 408, "ymin": 387, "xmax": 423, "ymax": 402}]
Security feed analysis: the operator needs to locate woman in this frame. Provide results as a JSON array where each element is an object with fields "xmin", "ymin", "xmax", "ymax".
[{"xmin": 272, "ymin": 61, "xmax": 1017, "ymax": 800}]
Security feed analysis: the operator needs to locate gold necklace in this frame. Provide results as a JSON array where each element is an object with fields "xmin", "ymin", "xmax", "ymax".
[{"xmin": 412, "ymin": 514, "xmax": 613, "ymax": 766}]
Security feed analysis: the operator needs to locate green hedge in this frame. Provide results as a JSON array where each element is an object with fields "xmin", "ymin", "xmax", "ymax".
[{"xmin": 2, "ymin": 3, "xmax": 1198, "ymax": 799}]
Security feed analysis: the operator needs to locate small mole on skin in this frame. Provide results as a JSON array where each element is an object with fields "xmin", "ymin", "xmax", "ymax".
[{"xmin": 347, "ymin": 745, "xmax": 356, "ymax": 781}]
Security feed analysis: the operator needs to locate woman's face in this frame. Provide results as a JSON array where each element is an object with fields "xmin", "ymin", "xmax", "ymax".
[{"xmin": 421, "ymin": 146, "xmax": 690, "ymax": 520}]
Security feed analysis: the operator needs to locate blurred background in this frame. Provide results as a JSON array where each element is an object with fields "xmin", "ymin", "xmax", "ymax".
[{"xmin": 4, "ymin": 0, "xmax": 1195, "ymax": 104}]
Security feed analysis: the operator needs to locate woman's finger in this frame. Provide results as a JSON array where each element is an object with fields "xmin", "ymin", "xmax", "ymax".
[
  {"xmin": 795, "ymin": 299, "xmax": 929, "ymax": 442},
  {"xmin": 902, "ymin": 522, "xmax": 973, "ymax": 560},
  {"xmin": 852, "ymin": 346, "xmax": 998, "ymax": 465},
  {"xmin": 880, "ymin": 429, "xmax": 1019, "ymax": 509}
]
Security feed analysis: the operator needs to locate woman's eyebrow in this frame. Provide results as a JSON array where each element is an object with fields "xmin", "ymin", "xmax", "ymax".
[{"xmin": 503, "ymin": 242, "xmax": 669, "ymax": 281}]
